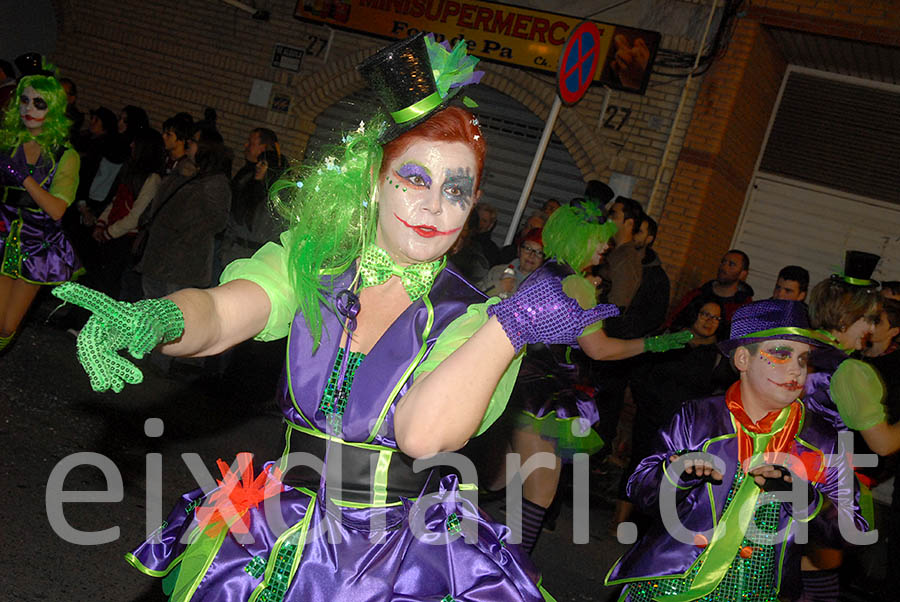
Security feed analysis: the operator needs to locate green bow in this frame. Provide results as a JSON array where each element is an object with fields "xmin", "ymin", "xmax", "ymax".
[{"xmin": 358, "ymin": 245, "xmax": 443, "ymax": 301}]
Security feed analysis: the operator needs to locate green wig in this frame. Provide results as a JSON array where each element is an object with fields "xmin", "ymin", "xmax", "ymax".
[
  {"xmin": 0, "ymin": 67, "xmax": 71, "ymax": 157},
  {"xmin": 542, "ymin": 201, "xmax": 617, "ymax": 273},
  {"xmin": 268, "ymin": 119, "xmax": 385, "ymax": 349}
]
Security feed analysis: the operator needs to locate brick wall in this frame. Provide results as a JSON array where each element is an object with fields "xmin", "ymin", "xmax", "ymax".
[
  {"xmin": 49, "ymin": 0, "xmax": 703, "ymax": 205},
  {"xmin": 656, "ymin": 0, "xmax": 900, "ymax": 303},
  {"xmin": 50, "ymin": 0, "xmax": 384, "ymax": 168},
  {"xmin": 49, "ymin": 0, "xmax": 899, "ymax": 304}
]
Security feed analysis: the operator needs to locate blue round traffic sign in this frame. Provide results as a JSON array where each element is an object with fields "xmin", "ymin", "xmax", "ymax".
[{"xmin": 557, "ymin": 21, "xmax": 602, "ymax": 105}]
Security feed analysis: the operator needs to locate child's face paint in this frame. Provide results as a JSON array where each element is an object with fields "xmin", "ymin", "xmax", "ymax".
[
  {"xmin": 376, "ymin": 140, "xmax": 479, "ymax": 265},
  {"xmin": 744, "ymin": 339, "xmax": 811, "ymax": 411},
  {"xmin": 20, "ymin": 86, "xmax": 49, "ymax": 131}
]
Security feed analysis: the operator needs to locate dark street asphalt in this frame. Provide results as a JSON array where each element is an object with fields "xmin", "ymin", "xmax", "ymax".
[{"xmin": 2, "ymin": 291, "xmax": 891, "ymax": 601}]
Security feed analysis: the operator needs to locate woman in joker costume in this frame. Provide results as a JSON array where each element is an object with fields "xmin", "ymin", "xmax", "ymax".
[
  {"xmin": 52, "ymin": 34, "xmax": 616, "ymax": 601},
  {"xmin": 0, "ymin": 55, "xmax": 81, "ymax": 352},
  {"xmin": 503, "ymin": 201, "xmax": 693, "ymax": 553}
]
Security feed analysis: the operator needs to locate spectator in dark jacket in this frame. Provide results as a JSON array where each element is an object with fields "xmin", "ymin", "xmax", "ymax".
[
  {"xmin": 666, "ymin": 248, "xmax": 754, "ymax": 327},
  {"xmin": 139, "ymin": 127, "xmax": 232, "ymax": 296},
  {"xmin": 219, "ymin": 127, "xmax": 287, "ymax": 267}
]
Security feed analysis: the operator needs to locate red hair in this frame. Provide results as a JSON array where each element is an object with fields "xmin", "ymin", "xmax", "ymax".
[{"xmin": 379, "ymin": 106, "xmax": 486, "ymax": 187}]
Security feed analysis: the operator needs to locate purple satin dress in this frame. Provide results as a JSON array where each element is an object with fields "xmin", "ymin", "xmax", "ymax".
[
  {"xmin": 127, "ymin": 265, "xmax": 549, "ymax": 601},
  {"xmin": 0, "ymin": 145, "xmax": 82, "ymax": 284}
]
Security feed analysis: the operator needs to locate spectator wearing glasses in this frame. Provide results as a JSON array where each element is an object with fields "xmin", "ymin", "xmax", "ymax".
[{"xmin": 479, "ymin": 227, "xmax": 543, "ymax": 297}]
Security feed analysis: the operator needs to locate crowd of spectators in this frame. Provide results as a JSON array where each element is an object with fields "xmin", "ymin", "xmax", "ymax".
[{"xmin": 26, "ymin": 74, "xmax": 288, "ymax": 372}]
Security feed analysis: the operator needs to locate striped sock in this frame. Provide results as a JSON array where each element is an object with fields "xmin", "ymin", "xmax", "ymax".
[
  {"xmin": 0, "ymin": 332, "xmax": 14, "ymax": 352},
  {"xmin": 519, "ymin": 499, "xmax": 547, "ymax": 554},
  {"xmin": 800, "ymin": 569, "xmax": 840, "ymax": 602}
]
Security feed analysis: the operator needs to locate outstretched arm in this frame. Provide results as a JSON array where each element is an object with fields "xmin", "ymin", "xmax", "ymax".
[
  {"xmin": 159, "ymin": 279, "xmax": 271, "ymax": 357},
  {"xmin": 54, "ymin": 279, "xmax": 271, "ymax": 392}
]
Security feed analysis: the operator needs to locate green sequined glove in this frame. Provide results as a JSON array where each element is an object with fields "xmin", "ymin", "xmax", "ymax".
[
  {"xmin": 52, "ymin": 282, "xmax": 185, "ymax": 392},
  {"xmin": 644, "ymin": 330, "xmax": 694, "ymax": 353}
]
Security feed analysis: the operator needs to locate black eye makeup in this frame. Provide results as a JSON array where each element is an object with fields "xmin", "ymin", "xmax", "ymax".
[
  {"xmin": 20, "ymin": 94, "xmax": 48, "ymax": 111},
  {"xmin": 442, "ymin": 167, "xmax": 474, "ymax": 210}
]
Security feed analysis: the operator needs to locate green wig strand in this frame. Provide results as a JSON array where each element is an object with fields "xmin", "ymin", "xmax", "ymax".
[
  {"xmin": 542, "ymin": 204, "xmax": 617, "ymax": 273},
  {"xmin": 0, "ymin": 67, "xmax": 71, "ymax": 157},
  {"xmin": 268, "ymin": 119, "xmax": 385, "ymax": 349}
]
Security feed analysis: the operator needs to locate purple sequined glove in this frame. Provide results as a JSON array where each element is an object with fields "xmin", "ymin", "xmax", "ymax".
[
  {"xmin": 487, "ymin": 276, "xmax": 619, "ymax": 352},
  {"xmin": 0, "ymin": 156, "xmax": 28, "ymax": 186}
]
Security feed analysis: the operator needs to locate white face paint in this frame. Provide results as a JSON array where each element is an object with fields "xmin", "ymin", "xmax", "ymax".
[
  {"xmin": 375, "ymin": 139, "xmax": 479, "ymax": 266},
  {"xmin": 20, "ymin": 86, "xmax": 49, "ymax": 132}
]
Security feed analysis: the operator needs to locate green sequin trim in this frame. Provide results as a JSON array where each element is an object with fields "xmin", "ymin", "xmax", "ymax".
[
  {"xmin": 446, "ymin": 513, "xmax": 461, "ymax": 534},
  {"xmin": 257, "ymin": 534, "xmax": 302, "ymax": 602},
  {"xmin": 245, "ymin": 555, "xmax": 266, "ymax": 578},
  {"xmin": 317, "ymin": 348, "xmax": 365, "ymax": 434},
  {"xmin": 441, "ymin": 596, "xmax": 457, "ymax": 602},
  {"xmin": 1, "ymin": 216, "xmax": 23, "ymax": 277},
  {"xmin": 625, "ymin": 465, "xmax": 781, "ymax": 602}
]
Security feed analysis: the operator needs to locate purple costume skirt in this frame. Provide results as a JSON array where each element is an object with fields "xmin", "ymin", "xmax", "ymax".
[
  {"xmin": 127, "ymin": 472, "xmax": 550, "ymax": 601},
  {"xmin": 511, "ymin": 344, "xmax": 604, "ymax": 459},
  {"xmin": 0, "ymin": 204, "xmax": 82, "ymax": 284}
]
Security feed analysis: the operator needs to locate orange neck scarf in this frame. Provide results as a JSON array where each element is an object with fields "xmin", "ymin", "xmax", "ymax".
[{"xmin": 724, "ymin": 381, "xmax": 803, "ymax": 469}]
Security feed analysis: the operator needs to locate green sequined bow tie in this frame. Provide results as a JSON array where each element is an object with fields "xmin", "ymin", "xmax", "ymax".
[{"xmin": 358, "ymin": 246, "xmax": 441, "ymax": 301}]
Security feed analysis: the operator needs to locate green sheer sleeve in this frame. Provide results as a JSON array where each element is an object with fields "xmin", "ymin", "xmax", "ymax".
[
  {"xmin": 830, "ymin": 358, "xmax": 887, "ymax": 431},
  {"xmin": 219, "ymin": 230, "xmax": 299, "ymax": 341},
  {"xmin": 48, "ymin": 148, "xmax": 80, "ymax": 206},
  {"xmin": 413, "ymin": 297, "xmax": 523, "ymax": 437}
]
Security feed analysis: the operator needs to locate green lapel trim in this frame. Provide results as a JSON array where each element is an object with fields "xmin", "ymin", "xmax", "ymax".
[{"xmin": 366, "ymin": 292, "xmax": 436, "ymax": 443}]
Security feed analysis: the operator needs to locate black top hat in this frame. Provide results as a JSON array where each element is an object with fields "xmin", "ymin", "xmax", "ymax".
[
  {"xmin": 14, "ymin": 52, "xmax": 54, "ymax": 78},
  {"xmin": 833, "ymin": 250, "xmax": 880, "ymax": 288},
  {"xmin": 358, "ymin": 33, "xmax": 482, "ymax": 142}
]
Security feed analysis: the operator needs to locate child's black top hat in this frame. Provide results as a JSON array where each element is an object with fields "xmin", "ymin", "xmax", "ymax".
[
  {"xmin": 14, "ymin": 52, "xmax": 55, "ymax": 78},
  {"xmin": 833, "ymin": 250, "xmax": 880, "ymax": 288},
  {"xmin": 358, "ymin": 33, "xmax": 483, "ymax": 143}
]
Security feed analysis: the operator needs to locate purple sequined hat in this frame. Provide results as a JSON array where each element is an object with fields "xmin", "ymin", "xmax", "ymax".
[{"xmin": 718, "ymin": 299, "xmax": 828, "ymax": 354}]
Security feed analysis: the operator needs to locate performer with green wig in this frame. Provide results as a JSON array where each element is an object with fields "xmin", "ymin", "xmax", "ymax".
[
  {"xmin": 500, "ymin": 198, "xmax": 694, "ymax": 554},
  {"xmin": 50, "ymin": 33, "xmax": 628, "ymax": 601},
  {"xmin": 0, "ymin": 54, "xmax": 81, "ymax": 353}
]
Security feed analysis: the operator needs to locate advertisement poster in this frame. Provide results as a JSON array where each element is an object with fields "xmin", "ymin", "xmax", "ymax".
[{"xmin": 295, "ymin": 0, "xmax": 659, "ymax": 94}]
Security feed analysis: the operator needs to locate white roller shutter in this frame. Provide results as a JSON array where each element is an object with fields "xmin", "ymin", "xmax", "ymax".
[
  {"xmin": 734, "ymin": 175, "xmax": 900, "ymax": 296},
  {"xmin": 304, "ymin": 85, "xmax": 586, "ymax": 245},
  {"xmin": 733, "ymin": 67, "xmax": 900, "ymax": 295}
]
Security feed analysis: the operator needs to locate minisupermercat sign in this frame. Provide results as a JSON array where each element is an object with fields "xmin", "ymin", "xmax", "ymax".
[{"xmin": 295, "ymin": 0, "xmax": 660, "ymax": 94}]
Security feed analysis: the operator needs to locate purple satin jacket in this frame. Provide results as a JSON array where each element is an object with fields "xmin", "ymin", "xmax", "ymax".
[{"xmin": 606, "ymin": 394, "xmax": 868, "ymax": 599}]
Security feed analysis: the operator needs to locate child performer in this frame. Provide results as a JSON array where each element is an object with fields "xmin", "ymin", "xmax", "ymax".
[{"xmin": 605, "ymin": 299, "xmax": 869, "ymax": 602}]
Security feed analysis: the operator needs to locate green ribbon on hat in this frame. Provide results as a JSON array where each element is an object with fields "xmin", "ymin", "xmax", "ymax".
[
  {"xmin": 390, "ymin": 36, "xmax": 482, "ymax": 125},
  {"xmin": 391, "ymin": 91, "xmax": 443, "ymax": 124},
  {"xmin": 737, "ymin": 326, "xmax": 831, "ymax": 345},
  {"xmin": 358, "ymin": 245, "xmax": 444, "ymax": 301}
]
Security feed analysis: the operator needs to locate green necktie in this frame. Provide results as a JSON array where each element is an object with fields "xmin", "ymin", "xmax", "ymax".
[{"xmin": 358, "ymin": 245, "xmax": 442, "ymax": 301}]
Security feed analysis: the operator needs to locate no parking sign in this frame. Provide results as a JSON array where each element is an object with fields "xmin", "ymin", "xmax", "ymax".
[{"xmin": 557, "ymin": 21, "xmax": 602, "ymax": 106}]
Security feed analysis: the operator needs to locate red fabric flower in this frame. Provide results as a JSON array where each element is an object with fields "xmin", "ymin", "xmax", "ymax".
[{"xmin": 196, "ymin": 453, "xmax": 284, "ymax": 537}]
